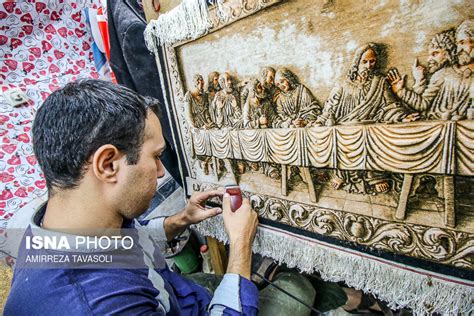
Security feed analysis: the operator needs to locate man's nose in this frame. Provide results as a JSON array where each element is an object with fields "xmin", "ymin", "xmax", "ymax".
[{"xmin": 156, "ymin": 160, "xmax": 165, "ymax": 179}]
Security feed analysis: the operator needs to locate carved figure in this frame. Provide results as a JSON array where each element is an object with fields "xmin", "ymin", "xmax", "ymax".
[
  {"xmin": 259, "ymin": 66, "xmax": 277, "ymax": 102},
  {"xmin": 185, "ymin": 74, "xmax": 216, "ymax": 129},
  {"xmin": 318, "ymin": 43, "xmax": 418, "ymax": 126},
  {"xmin": 241, "ymin": 79, "xmax": 280, "ymax": 179},
  {"xmin": 319, "ymin": 43, "xmax": 417, "ymax": 194},
  {"xmin": 207, "ymin": 71, "xmax": 221, "ymax": 118},
  {"xmin": 210, "ymin": 72, "xmax": 243, "ymax": 128},
  {"xmin": 387, "ymin": 20, "xmax": 473, "ymax": 120},
  {"xmin": 242, "ymin": 79, "xmax": 277, "ymax": 128},
  {"xmin": 273, "ymin": 68, "xmax": 321, "ymax": 127}
]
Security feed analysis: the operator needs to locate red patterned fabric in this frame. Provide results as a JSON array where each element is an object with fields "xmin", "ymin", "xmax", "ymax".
[{"xmin": 0, "ymin": 0, "xmax": 104, "ymax": 250}]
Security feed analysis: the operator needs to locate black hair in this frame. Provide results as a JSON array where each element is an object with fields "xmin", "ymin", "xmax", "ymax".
[{"xmin": 32, "ymin": 79, "xmax": 156, "ymax": 193}]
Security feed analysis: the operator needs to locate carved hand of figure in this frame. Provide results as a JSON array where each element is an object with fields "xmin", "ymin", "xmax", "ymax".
[
  {"xmin": 402, "ymin": 112, "xmax": 420, "ymax": 122},
  {"xmin": 183, "ymin": 190, "xmax": 224, "ymax": 225},
  {"xmin": 293, "ymin": 118, "xmax": 307, "ymax": 127},
  {"xmin": 386, "ymin": 69, "xmax": 405, "ymax": 95},
  {"xmin": 411, "ymin": 58, "xmax": 426, "ymax": 84},
  {"xmin": 259, "ymin": 116, "xmax": 268, "ymax": 127}
]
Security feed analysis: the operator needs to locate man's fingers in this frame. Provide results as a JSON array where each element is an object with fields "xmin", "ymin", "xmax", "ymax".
[
  {"xmin": 222, "ymin": 193, "xmax": 232, "ymax": 214},
  {"xmin": 195, "ymin": 189, "xmax": 224, "ymax": 203}
]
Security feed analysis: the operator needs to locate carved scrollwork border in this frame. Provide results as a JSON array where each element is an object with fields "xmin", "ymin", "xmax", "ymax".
[{"xmin": 191, "ymin": 180, "xmax": 474, "ymax": 269}]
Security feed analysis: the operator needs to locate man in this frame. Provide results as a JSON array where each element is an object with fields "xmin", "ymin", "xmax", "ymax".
[
  {"xmin": 241, "ymin": 79, "xmax": 281, "ymax": 180},
  {"xmin": 318, "ymin": 43, "xmax": 417, "ymax": 126},
  {"xmin": 242, "ymin": 78, "xmax": 276, "ymax": 129},
  {"xmin": 318, "ymin": 43, "xmax": 417, "ymax": 194},
  {"xmin": 210, "ymin": 72, "xmax": 243, "ymax": 129},
  {"xmin": 387, "ymin": 20, "xmax": 473, "ymax": 120},
  {"xmin": 207, "ymin": 71, "xmax": 221, "ymax": 111},
  {"xmin": 273, "ymin": 68, "xmax": 321, "ymax": 128},
  {"xmin": 185, "ymin": 74, "xmax": 216, "ymax": 129},
  {"xmin": 259, "ymin": 66, "xmax": 278, "ymax": 103},
  {"xmin": 185, "ymin": 74, "xmax": 216, "ymax": 175},
  {"xmin": 5, "ymin": 80, "xmax": 259, "ymax": 315}
]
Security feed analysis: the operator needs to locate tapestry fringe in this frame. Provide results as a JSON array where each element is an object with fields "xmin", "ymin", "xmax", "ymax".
[
  {"xmin": 144, "ymin": 0, "xmax": 226, "ymax": 51},
  {"xmin": 193, "ymin": 215, "xmax": 473, "ymax": 315}
]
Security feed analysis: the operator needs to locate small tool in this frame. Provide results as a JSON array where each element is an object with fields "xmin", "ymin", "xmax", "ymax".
[{"xmin": 225, "ymin": 185, "xmax": 242, "ymax": 212}]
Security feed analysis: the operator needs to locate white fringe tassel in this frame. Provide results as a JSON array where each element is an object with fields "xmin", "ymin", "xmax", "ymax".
[
  {"xmin": 193, "ymin": 215, "xmax": 473, "ymax": 315},
  {"xmin": 144, "ymin": 0, "xmax": 226, "ymax": 51}
]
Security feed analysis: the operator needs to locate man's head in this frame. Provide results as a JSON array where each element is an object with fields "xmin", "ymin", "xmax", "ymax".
[
  {"xmin": 218, "ymin": 72, "xmax": 233, "ymax": 93},
  {"xmin": 245, "ymin": 79, "xmax": 265, "ymax": 107},
  {"xmin": 193, "ymin": 74, "xmax": 205, "ymax": 92},
  {"xmin": 207, "ymin": 71, "xmax": 221, "ymax": 92},
  {"xmin": 259, "ymin": 67, "xmax": 276, "ymax": 89},
  {"xmin": 32, "ymin": 79, "xmax": 166, "ymax": 218},
  {"xmin": 348, "ymin": 43, "xmax": 379, "ymax": 81},
  {"xmin": 275, "ymin": 68, "xmax": 299, "ymax": 93},
  {"xmin": 427, "ymin": 29, "xmax": 457, "ymax": 73},
  {"xmin": 456, "ymin": 19, "xmax": 474, "ymax": 66}
]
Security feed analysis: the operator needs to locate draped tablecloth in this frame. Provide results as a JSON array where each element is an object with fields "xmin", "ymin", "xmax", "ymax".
[{"xmin": 192, "ymin": 120, "xmax": 474, "ymax": 175}]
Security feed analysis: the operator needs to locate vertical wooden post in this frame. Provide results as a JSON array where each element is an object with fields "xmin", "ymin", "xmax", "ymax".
[
  {"xmin": 395, "ymin": 174, "xmax": 414, "ymax": 220},
  {"xmin": 444, "ymin": 175, "xmax": 456, "ymax": 228},
  {"xmin": 301, "ymin": 167, "xmax": 317, "ymax": 202},
  {"xmin": 281, "ymin": 164, "xmax": 288, "ymax": 196},
  {"xmin": 206, "ymin": 237, "xmax": 227, "ymax": 275}
]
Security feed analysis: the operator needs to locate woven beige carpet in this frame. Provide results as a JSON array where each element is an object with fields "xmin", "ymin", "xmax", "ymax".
[{"xmin": 0, "ymin": 262, "xmax": 13, "ymax": 313}]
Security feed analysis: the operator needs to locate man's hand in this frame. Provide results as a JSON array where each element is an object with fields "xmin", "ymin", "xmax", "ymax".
[
  {"xmin": 402, "ymin": 112, "xmax": 420, "ymax": 122},
  {"xmin": 293, "ymin": 118, "xmax": 307, "ymax": 127},
  {"xmin": 386, "ymin": 68, "xmax": 406, "ymax": 95},
  {"xmin": 163, "ymin": 190, "xmax": 223, "ymax": 241},
  {"xmin": 184, "ymin": 190, "xmax": 224, "ymax": 225},
  {"xmin": 222, "ymin": 193, "xmax": 258, "ymax": 279}
]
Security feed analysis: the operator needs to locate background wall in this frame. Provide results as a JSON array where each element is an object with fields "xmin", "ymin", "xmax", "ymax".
[{"xmin": 179, "ymin": 0, "xmax": 472, "ymax": 100}]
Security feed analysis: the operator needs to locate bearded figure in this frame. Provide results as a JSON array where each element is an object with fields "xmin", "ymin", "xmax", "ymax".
[
  {"xmin": 185, "ymin": 74, "xmax": 216, "ymax": 175},
  {"xmin": 259, "ymin": 66, "xmax": 278, "ymax": 103},
  {"xmin": 242, "ymin": 78, "xmax": 277, "ymax": 128},
  {"xmin": 319, "ymin": 43, "xmax": 417, "ymax": 194},
  {"xmin": 207, "ymin": 71, "xmax": 221, "ymax": 101},
  {"xmin": 241, "ymin": 78, "xmax": 280, "ymax": 179},
  {"xmin": 388, "ymin": 20, "xmax": 473, "ymax": 120},
  {"xmin": 318, "ymin": 43, "xmax": 417, "ymax": 126},
  {"xmin": 273, "ymin": 68, "xmax": 321, "ymax": 128},
  {"xmin": 185, "ymin": 74, "xmax": 215, "ymax": 129},
  {"xmin": 210, "ymin": 72, "xmax": 243, "ymax": 128}
]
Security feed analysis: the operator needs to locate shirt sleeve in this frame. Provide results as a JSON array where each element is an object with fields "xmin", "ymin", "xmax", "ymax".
[
  {"xmin": 137, "ymin": 217, "xmax": 168, "ymax": 242},
  {"xmin": 209, "ymin": 273, "xmax": 259, "ymax": 315}
]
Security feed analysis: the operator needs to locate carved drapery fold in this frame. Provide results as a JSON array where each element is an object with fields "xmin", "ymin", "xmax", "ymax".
[{"xmin": 192, "ymin": 120, "xmax": 474, "ymax": 175}]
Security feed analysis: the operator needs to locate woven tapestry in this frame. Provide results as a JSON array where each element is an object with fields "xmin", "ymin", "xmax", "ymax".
[{"xmin": 145, "ymin": 0, "xmax": 474, "ymax": 313}]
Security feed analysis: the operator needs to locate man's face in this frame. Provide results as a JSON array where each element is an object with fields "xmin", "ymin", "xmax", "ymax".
[
  {"xmin": 427, "ymin": 47, "xmax": 448, "ymax": 73},
  {"xmin": 275, "ymin": 75, "xmax": 291, "ymax": 93},
  {"xmin": 195, "ymin": 76, "xmax": 204, "ymax": 92},
  {"xmin": 358, "ymin": 49, "xmax": 377, "ymax": 78},
  {"xmin": 222, "ymin": 74, "xmax": 233, "ymax": 93},
  {"xmin": 457, "ymin": 33, "xmax": 473, "ymax": 66},
  {"xmin": 212, "ymin": 75, "xmax": 220, "ymax": 89},
  {"xmin": 265, "ymin": 70, "xmax": 275, "ymax": 88},
  {"xmin": 118, "ymin": 111, "xmax": 166, "ymax": 219}
]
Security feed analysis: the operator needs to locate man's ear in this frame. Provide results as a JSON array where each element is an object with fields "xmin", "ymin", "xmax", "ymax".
[{"xmin": 91, "ymin": 144, "xmax": 124, "ymax": 183}]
